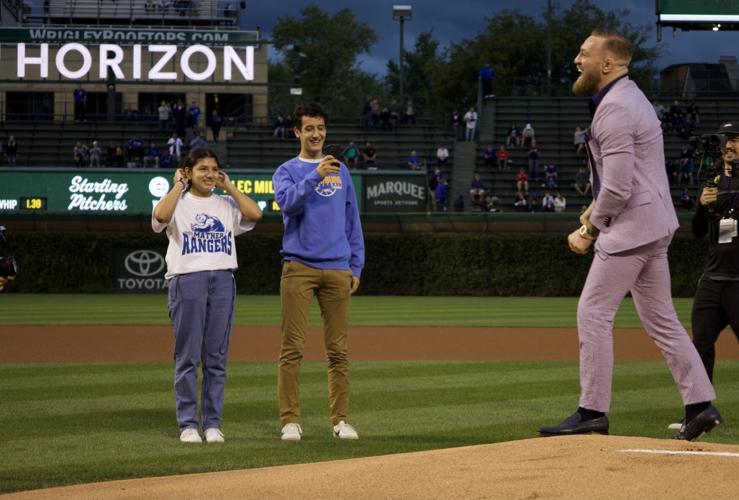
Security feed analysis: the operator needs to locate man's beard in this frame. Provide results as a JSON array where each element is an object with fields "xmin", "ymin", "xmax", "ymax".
[{"xmin": 572, "ymin": 68, "xmax": 601, "ymax": 96}]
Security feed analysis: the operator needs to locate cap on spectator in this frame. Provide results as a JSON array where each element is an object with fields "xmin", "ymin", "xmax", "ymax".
[{"xmin": 717, "ymin": 122, "xmax": 739, "ymax": 136}]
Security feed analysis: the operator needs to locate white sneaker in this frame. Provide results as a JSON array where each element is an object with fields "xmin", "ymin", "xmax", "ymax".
[
  {"xmin": 204, "ymin": 428, "xmax": 225, "ymax": 443},
  {"xmin": 333, "ymin": 420, "xmax": 359, "ymax": 440},
  {"xmin": 281, "ymin": 423, "xmax": 303, "ymax": 441},
  {"xmin": 179, "ymin": 428, "xmax": 202, "ymax": 443}
]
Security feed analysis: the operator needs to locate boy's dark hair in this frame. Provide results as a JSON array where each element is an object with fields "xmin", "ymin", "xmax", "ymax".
[
  {"xmin": 180, "ymin": 147, "xmax": 220, "ymax": 171},
  {"xmin": 293, "ymin": 101, "xmax": 329, "ymax": 129}
]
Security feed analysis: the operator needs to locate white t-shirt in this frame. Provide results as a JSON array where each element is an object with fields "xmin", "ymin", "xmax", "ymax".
[
  {"xmin": 464, "ymin": 111, "xmax": 477, "ymax": 129},
  {"xmin": 152, "ymin": 192, "xmax": 256, "ymax": 279}
]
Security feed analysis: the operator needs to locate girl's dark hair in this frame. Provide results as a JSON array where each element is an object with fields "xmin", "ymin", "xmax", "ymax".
[{"xmin": 180, "ymin": 147, "xmax": 220, "ymax": 171}]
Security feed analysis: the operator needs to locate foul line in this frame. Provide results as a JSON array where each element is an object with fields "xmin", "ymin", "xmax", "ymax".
[{"xmin": 618, "ymin": 448, "xmax": 739, "ymax": 458}]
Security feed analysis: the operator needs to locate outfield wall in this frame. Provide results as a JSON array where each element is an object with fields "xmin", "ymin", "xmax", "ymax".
[{"xmin": 5, "ymin": 232, "xmax": 708, "ymax": 297}]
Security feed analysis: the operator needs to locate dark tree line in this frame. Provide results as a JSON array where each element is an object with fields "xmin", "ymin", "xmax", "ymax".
[{"xmin": 267, "ymin": 1, "xmax": 660, "ymax": 120}]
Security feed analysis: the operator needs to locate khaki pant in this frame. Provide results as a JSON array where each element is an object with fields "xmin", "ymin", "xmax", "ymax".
[{"xmin": 278, "ymin": 260, "xmax": 353, "ymax": 425}]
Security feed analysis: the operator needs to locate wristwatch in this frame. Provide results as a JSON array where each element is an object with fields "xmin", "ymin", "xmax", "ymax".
[{"xmin": 578, "ymin": 224, "xmax": 595, "ymax": 240}]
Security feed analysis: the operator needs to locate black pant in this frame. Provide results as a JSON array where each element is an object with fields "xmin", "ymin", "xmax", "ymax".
[{"xmin": 691, "ymin": 277, "xmax": 739, "ymax": 381}]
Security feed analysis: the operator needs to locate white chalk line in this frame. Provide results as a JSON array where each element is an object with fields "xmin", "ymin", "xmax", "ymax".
[{"xmin": 618, "ymin": 448, "xmax": 739, "ymax": 458}]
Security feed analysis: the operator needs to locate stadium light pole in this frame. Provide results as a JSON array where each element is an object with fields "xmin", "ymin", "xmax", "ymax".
[{"xmin": 393, "ymin": 5, "xmax": 412, "ymax": 104}]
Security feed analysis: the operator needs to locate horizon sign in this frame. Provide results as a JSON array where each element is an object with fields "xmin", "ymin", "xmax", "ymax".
[{"xmin": 15, "ymin": 43, "xmax": 254, "ymax": 81}]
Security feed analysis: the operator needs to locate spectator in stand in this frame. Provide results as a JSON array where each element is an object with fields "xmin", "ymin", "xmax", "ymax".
[
  {"xmin": 543, "ymin": 163, "xmax": 559, "ymax": 188},
  {"xmin": 528, "ymin": 191, "xmax": 540, "ymax": 213},
  {"xmin": 343, "ymin": 141, "xmax": 360, "ymax": 168},
  {"xmin": 574, "ymin": 126, "xmax": 587, "ymax": 155},
  {"xmin": 469, "ymin": 172, "xmax": 487, "ymax": 210},
  {"xmin": 678, "ymin": 143, "xmax": 695, "ymax": 185},
  {"xmin": 450, "ymin": 109, "xmax": 463, "ymax": 141},
  {"xmin": 480, "ymin": 63, "xmax": 496, "ymax": 98},
  {"xmin": 389, "ymin": 99, "xmax": 401, "ymax": 129},
  {"xmin": 370, "ymin": 97, "xmax": 381, "ymax": 127},
  {"xmin": 158, "ymin": 100, "xmax": 171, "ymax": 130},
  {"xmin": 158, "ymin": 0, "xmax": 172, "ymax": 11},
  {"xmin": 528, "ymin": 143, "xmax": 540, "ymax": 180},
  {"xmin": 680, "ymin": 188, "xmax": 694, "ymax": 210},
  {"xmin": 145, "ymin": 0, "xmax": 156, "ymax": 15},
  {"xmin": 407, "ymin": 150, "xmax": 421, "ymax": 170},
  {"xmin": 540, "ymin": 192, "xmax": 555, "ymax": 212},
  {"xmin": 669, "ymin": 100, "xmax": 684, "ymax": 134},
  {"xmin": 380, "ymin": 106, "xmax": 392, "ymax": 132},
  {"xmin": 144, "ymin": 142, "xmax": 160, "ymax": 167},
  {"xmin": 106, "ymin": 143, "xmax": 116, "ymax": 166},
  {"xmin": 428, "ymin": 168, "xmax": 440, "ymax": 207},
  {"xmin": 187, "ymin": 100, "xmax": 201, "ymax": 135},
  {"xmin": 112, "ymin": 146, "xmax": 125, "ymax": 168},
  {"xmin": 73, "ymin": 142, "xmax": 86, "ymax": 167},
  {"xmin": 483, "ymin": 145, "xmax": 496, "ymax": 168},
  {"xmin": 515, "ymin": 167, "xmax": 529, "ymax": 193},
  {"xmin": 167, "ymin": 132, "xmax": 183, "ymax": 159},
  {"xmin": 362, "ymin": 96, "xmax": 373, "ymax": 130},
  {"xmin": 172, "ymin": 99, "xmax": 187, "ymax": 138},
  {"xmin": 497, "ymin": 145, "xmax": 509, "ymax": 169},
  {"xmin": 522, "ymin": 123, "xmax": 536, "ymax": 147},
  {"xmin": 273, "ymin": 114, "xmax": 286, "ymax": 139},
  {"xmin": 464, "ymin": 106, "xmax": 477, "ymax": 142},
  {"xmin": 363, "ymin": 141, "xmax": 377, "ymax": 168},
  {"xmin": 403, "ymin": 98, "xmax": 416, "ymax": 125},
  {"xmin": 687, "ymin": 101, "xmax": 700, "ymax": 125},
  {"xmin": 5, "ymin": 136, "xmax": 17, "ymax": 166},
  {"xmin": 653, "ymin": 101, "xmax": 667, "ymax": 123},
  {"xmin": 681, "ymin": 115, "xmax": 696, "ymax": 140},
  {"xmin": 190, "ymin": 132, "xmax": 207, "ymax": 150},
  {"xmin": 127, "ymin": 136, "xmax": 145, "ymax": 165},
  {"xmin": 506, "ymin": 123, "xmax": 522, "ymax": 147},
  {"xmin": 514, "ymin": 191, "xmax": 528, "ymax": 211},
  {"xmin": 486, "ymin": 194, "xmax": 501, "ymax": 212},
  {"xmin": 436, "ymin": 144, "xmax": 450, "ymax": 166},
  {"xmin": 210, "ymin": 110, "xmax": 223, "ymax": 142},
  {"xmin": 73, "ymin": 84, "xmax": 86, "ymax": 122},
  {"xmin": 435, "ymin": 178, "xmax": 448, "ymax": 211},
  {"xmin": 574, "ymin": 165, "xmax": 591, "ymax": 196},
  {"xmin": 553, "ymin": 192, "xmax": 567, "ymax": 213},
  {"xmin": 160, "ymin": 150, "xmax": 175, "ymax": 169},
  {"xmin": 89, "ymin": 141, "xmax": 102, "ymax": 167}
]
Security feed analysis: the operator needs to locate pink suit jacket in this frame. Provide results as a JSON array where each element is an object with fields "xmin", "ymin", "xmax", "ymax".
[{"xmin": 587, "ymin": 77, "xmax": 678, "ymax": 254}]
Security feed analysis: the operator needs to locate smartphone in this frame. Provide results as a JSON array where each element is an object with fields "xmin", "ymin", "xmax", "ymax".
[{"xmin": 324, "ymin": 144, "xmax": 343, "ymax": 167}]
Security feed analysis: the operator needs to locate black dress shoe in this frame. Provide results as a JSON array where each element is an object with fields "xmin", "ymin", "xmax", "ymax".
[
  {"xmin": 674, "ymin": 405, "xmax": 722, "ymax": 441},
  {"xmin": 538, "ymin": 412, "xmax": 609, "ymax": 436}
]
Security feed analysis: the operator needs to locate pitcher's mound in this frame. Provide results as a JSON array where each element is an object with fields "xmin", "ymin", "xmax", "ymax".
[{"xmin": 6, "ymin": 435, "xmax": 739, "ymax": 499}]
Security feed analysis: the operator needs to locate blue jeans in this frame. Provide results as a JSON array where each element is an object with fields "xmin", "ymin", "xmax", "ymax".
[{"xmin": 168, "ymin": 270, "xmax": 235, "ymax": 431}]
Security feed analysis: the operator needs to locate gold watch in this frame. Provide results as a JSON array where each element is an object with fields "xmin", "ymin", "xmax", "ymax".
[{"xmin": 578, "ymin": 224, "xmax": 595, "ymax": 240}]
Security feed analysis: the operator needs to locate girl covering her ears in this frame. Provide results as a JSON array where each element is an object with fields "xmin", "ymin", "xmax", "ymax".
[{"xmin": 152, "ymin": 147, "xmax": 262, "ymax": 443}]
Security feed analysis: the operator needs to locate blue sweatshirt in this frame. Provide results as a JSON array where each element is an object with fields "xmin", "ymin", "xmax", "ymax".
[{"xmin": 273, "ymin": 156, "xmax": 365, "ymax": 277}]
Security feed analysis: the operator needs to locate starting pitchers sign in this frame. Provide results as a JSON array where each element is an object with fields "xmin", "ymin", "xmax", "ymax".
[{"xmin": 114, "ymin": 247, "xmax": 167, "ymax": 293}]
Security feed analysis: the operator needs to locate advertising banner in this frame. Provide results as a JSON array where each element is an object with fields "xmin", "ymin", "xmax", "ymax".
[
  {"xmin": 113, "ymin": 247, "xmax": 167, "ymax": 293},
  {"xmin": 0, "ymin": 169, "xmax": 281, "ymax": 216},
  {"xmin": 0, "ymin": 27, "xmax": 259, "ymax": 46},
  {"xmin": 363, "ymin": 173, "xmax": 427, "ymax": 212}
]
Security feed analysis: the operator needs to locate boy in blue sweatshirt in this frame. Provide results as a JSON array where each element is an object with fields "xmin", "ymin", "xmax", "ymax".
[{"xmin": 272, "ymin": 101, "xmax": 365, "ymax": 442}]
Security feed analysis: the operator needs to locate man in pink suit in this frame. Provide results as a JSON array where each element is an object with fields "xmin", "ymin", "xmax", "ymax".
[{"xmin": 538, "ymin": 30, "xmax": 721, "ymax": 441}]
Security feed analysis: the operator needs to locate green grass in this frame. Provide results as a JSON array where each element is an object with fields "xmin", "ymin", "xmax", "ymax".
[
  {"xmin": 2, "ymin": 360, "xmax": 738, "ymax": 493},
  {"xmin": 0, "ymin": 294, "xmax": 696, "ymax": 328}
]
